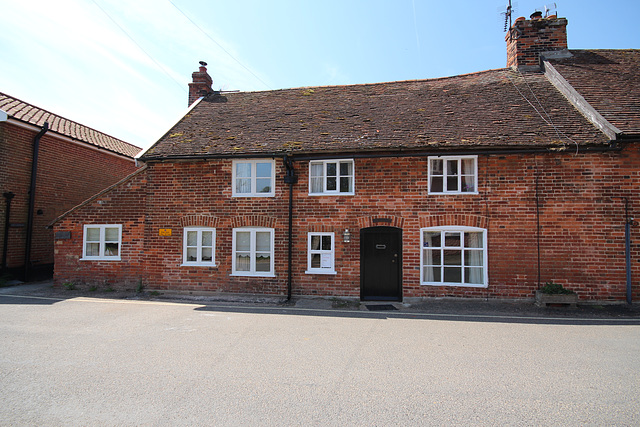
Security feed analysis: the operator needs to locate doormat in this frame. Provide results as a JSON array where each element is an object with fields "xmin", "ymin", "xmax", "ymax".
[{"xmin": 366, "ymin": 304, "xmax": 398, "ymax": 311}]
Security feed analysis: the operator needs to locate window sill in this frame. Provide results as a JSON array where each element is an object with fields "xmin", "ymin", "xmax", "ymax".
[
  {"xmin": 230, "ymin": 273, "xmax": 276, "ymax": 278},
  {"xmin": 308, "ymin": 192, "xmax": 355, "ymax": 197},
  {"xmin": 80, "ymin": 257, "xmax": 121, "ymax": 261},
  {"xmin": 305, "ymin": 270, "xmax": 337, "ymax": 275},
  {"xmin": 181, "ymin": 263, "xmax": 217, "ymax": 268},
  {"xmin": 232, "ymin": 193, "xmax": 275, "ymax": 198},
  {"xmin": 421, "ymin": 282, "xmax": 487, "ymax": 288},
  {"xmin": 427, "ymin": 191, "xmax": 479, "ymax": 195}
]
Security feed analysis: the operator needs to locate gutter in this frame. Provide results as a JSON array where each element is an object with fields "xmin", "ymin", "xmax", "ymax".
[{"xmin": 24, "ymin": 122, "xmax": 49, "ymax": 281}]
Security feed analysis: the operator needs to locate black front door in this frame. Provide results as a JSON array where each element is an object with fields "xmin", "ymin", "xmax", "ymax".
[{"xmin": 360, "ymin": 226, "xmax": 402, "ymax": 301}]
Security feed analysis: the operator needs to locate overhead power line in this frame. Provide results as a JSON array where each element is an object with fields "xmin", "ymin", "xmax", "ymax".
[
  {"xmin": 168, "ymin": 0, "xmax": 272, "ymax": 90},
  {"xmin": 90, "ymin": 0, "xmax": 187, "ymax": 94}
]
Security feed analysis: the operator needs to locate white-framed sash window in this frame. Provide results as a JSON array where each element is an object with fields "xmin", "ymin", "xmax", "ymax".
[
  {"xmin": 182, "ymin": 227, "xmax": 216, "ymax": 266},
  {"xmin": 232, "ymin": 228, "xmax": 275, "ymax": 277},
  {"xmin": 306, "ymin": 232, "xmax": 336, "ymax": 274},
  {"xmin": 428, "ymin": 156, "xmax": 478, "ymax": 194},
  {"xmin": 309, "ymin": 159, "xmax": 354, "ymax": 195},
  {"xmin": 420, "ymin": 226, "xmax": 487, "ymax": 287},
  {"xmin": 82, "ymin": 224, "xmax": 122, "ymax": 261},
  {"xmin": 232, "ymin": 159, "xmax": 275, "ymax": 197}
]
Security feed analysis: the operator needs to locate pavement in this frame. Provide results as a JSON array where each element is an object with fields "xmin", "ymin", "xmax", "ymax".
[{"xmin": 2, "ymin": 279, "xmax": 639, "ymax": 323}]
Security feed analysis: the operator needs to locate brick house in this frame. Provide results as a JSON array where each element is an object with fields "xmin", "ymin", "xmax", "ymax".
[
  {"xmin": 52, "ymin": 14, "xmax": 639, "ymax": 302},
  {"xmin": 0, "ymin": 93, "xmax": 141, "ymax": 280}
]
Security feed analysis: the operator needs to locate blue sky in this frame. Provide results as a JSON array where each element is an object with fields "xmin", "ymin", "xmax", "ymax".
[{"xmin": 1, "ymin": 0, "xmax": 638, "ymax": 150}]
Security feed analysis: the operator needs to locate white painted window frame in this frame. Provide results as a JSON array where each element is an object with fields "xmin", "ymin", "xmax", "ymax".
[
  {"xmin": 232, "ymin": 159, "xmax": 276, "ymax": 197},
  {"xmin": 306, "ymin": 232, "xmax": 336, "ymax": 275},
  {"xmin": 308, "ymin": 159, "xmax": 355, "ymax": 195},
  {"xmin": 420, "ymin": 226, "xmax": 488, "ymax": 288},
  {"xmin": 182, "ymin": 227, "xmax": 216, "ymax": 267},
  {"xmin": 427, "ymin": 155, "xmax": 478, "ymax": 194},
  {"xmin": 81, "ymin": 224, "xmax": 122, "ymax": 261},
  {"xmin": 231, "ymin": 227, "xmax": 275, "ymax": 277}
]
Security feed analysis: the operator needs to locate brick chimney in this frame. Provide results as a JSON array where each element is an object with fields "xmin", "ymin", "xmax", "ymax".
[
  {"xmin": 188, "ymin": 61, "xmax": 213, "ymax": 106},
  {"xmin": 506, "ymin": 13, "xmax": 568, "ymax": 70}
]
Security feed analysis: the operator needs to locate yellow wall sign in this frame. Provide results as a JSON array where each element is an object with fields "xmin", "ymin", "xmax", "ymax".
[{"xmin": 159, "ymin": 228, "xmax": 172, "ymax": 236}]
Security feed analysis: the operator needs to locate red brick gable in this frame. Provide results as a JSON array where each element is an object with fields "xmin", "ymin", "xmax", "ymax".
[{"xmin": 141, "ymin": 68, "xmax": 609, "ymax": 161}]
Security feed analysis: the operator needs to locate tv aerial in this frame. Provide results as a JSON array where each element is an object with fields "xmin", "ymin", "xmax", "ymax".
[
  {"xmin": 541, "ymin": 2, "xmax": 557, "ymax": 17},
  {"xmin": 500, "ymin": 0, "xmax": 516, "ymax": 31}
]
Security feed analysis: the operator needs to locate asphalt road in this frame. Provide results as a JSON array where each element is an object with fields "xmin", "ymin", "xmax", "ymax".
[{"xmin": 1, "ymin": 291, "xmax": 639, "ymax": 426}]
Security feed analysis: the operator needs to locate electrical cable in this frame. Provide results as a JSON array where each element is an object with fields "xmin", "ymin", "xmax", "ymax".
[{"xmin": 168, "ymin": 0, "xmax": 272, "ymax": 90}]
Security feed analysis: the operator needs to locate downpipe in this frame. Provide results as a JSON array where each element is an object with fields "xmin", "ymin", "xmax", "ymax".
[{"xmin": 283, "ymin": 156, "xmax": 297, "ymax": 301}]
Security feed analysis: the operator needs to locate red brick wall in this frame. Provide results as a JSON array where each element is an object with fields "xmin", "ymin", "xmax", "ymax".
[
  {"xmin": 0, "ymin": 121, "xmax": 139, "ymax": 275},
  {"xmin": 52, "ymin": 145, "xmax": 640, "ymax": 301}
]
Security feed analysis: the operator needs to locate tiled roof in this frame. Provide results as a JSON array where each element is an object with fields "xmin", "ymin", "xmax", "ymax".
[
  {"xmin": 0, "ymin": 92, "xmax": 141, "ymax": 158},
  {"xmin": 142, "ymin": 68, "xmax": 609, "ymax": 160},
  {"xmin": 545, "ymin": 50, "xmax": 640, "ymax": 136}
]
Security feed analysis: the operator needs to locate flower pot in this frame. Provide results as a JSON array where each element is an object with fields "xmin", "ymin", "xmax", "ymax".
[{"xmin": 535, "ymin": 290, "xmax": 578, "ymax": 308}]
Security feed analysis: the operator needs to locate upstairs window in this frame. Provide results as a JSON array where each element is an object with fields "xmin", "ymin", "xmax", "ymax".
[
  {"xmin": 82, "ymin": 224, "xmax": 121, "ymax": 261},
  {"xmin": 421, "ymin": 226, "xmax": 487, "ymax": 287},
  {"xmin": 233, "ymin": 159, "xmax": 275, "ymax": 197},
  {"xmin": 428, "ymin": 156, "xmax": 477, "ymax": 194},
  {"xmin": 309, "ymin": 160, "xmax": 354, "ymax": 195},
  {"xmin": 182, "ymin": 227, "xmax": 216, "ymax": 266}
]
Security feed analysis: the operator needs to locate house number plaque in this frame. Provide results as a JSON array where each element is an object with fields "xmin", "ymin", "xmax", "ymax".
[{"xmin": 159, "ymin": 228, "xmax": 172, "ymax": 236}]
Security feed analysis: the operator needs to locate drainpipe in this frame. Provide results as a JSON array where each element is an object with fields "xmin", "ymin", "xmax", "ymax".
[
  {"xmin": 2, "ymin": 192, "xmax": 14, "ymax": 273},
  {"xmin": 24, "ymin": 122, "xmax": 49, "ymax": 281},
  {"xmin": 283, "ymin": 156, "xmax": 297, "ymax": 300},
  {"xmin": 622, "ymin": 198, "xmax": 633, "ymax": 304}
]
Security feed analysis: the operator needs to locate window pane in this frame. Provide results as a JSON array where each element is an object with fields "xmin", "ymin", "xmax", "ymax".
[
  {"xmin": 444, "ymin": 232, "xmax": 461, "ymax": 247},
  {"xmin": 464, "ymin": 250, "xmax": 483, "ymax": 266},
  {"xmin": 311, "ymin": 235, "xmax": 320, "ymax": 250},
  {"xmin": 326, "ymin": 163, "xmax": 337, "ymax": 177},
  {"xmin": 447, "ymin": 176, "xmax": 458, "ymax": 192},
  {"xmin": 339, "ymin": 177, "xmax": 351, "ymax": 193},
  {"xmin": 424, "ymin": 266, "xmax": 441, "ymax": 282},
  {"xmin": 202, "ymin": 231, "xmax": 213, "ymax": 247},
  {"xmin": 310, "ymin": 177, "xmax": 323, "ymax": 193},
  {"xmin": 255, "ymin": 254, "xmax": 271, "ymax": 272},
  {"xmin": 236, "ymin": 254, "xmax": 250, "ymax": 271},
  {"xmin": 310, "ymin": 163, "xmax": 323, "ymax": 177},
  {"xmin": 321, "ymin": 235, "xmax": 332, "ymax": 251},
  {"xmin": 105, "ymin": 243, "xmax": 119, "ymax": 256},
  {"xmin": 423, "ymin": 249, "xmax": 441, "ymax": 265},
  {"xmin": 464, "ymin": 232, "xmax": 483, "ymax": 248},
  {"xmin": 187, "ymin": 231, "xmax": 197, "ymax": 246},
  {"xmin": 444, "ymin": 267, "xmax": 462, "ymax": 283},
  {"xmin": 256, "ymin": 162, "xmax": 271, "ymax": 178},
  {"xmin": 446, "ymin": 159, "xmax": 458, "ymax": 175},
  {"xmin": 465, "ymin": 267, "xmax": 483, "ymax": 284},
  {"xmin": 461, "ymin": 158, "xmax": 475, "ymax": 174},
  {"xmin": 236, "ymin": 178, "xmax": 251, "ymax": 193},
  {"xmin": 187, "ymin": 247, "xmax": 197, "ymax": 262},
  {"xmin": 311, "ymin": 253, "xmax": 321, "ymax": 268},
  {"xmin": 236, "ymin": 162, "xmax": 251, "ymax": 177},
  {"xmin": 423, "ymin": 232, "xmax": 441, "ymax": 248},
  {"xmin": 430, "ymin": 159, "xmax": 443, "ymax": 175},
  {"xmin": 105, "ymin": 227, "xmax": 119, "ymax": 241},
  {"xmin": 236, "ymin": 232, "xmax": 250, "ymax": 251},
  {"xmin": 444, "ymin": 250, "xmax": 461, "ymax": 265},
  {"xmin": 86, "ymin": 228, "xmax": 100, "ymax": 241},
  {"xmin": 430, "ymin": 176, "xmax": 443, "ymax": 192},
  {"xmin": 339, "ymin": 161, "xmax": 352, "ymax": 176},
  {"xmin": 86, "ymin": 242, "xmax": 100, "ymax": 256},
  {"xmin": 256, "ymin": 178, "xmax": 271, "ymax": 193},
  {"xmin": 201, "ymin": 248, "xmax": 212, "ymax": 262},
  {"xmin": 256, "ymin": 232, "xmax": 271, "ymax": 252},
  {"xmin": 326, "ymin": 177, "xmax": 337, "ymax": 191},
  {"xmin": 462, "ymin": 175, "xmax": 475, "ymax": 192}
]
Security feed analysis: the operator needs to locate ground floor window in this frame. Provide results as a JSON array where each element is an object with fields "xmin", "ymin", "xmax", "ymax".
[
  {"xmin": 420, "ymin": 226, "xmax": 487, "ymax": 287},
  {"xmin": 182, "ymin": 227, "xmax": 216, "ymax": 266},
  {"xmin": 82, "ymin": 224, "xmax": 122, "ymax": 261},
  {"xmin": 306, "ymin": 232, "xmax": 336, "ymax": 274},
  {"xmin": 232, "ymin": 228, "xmax": 275, "ymax": 277}
]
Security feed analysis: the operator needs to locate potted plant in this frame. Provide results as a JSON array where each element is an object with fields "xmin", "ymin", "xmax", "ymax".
[{"xmin": 535, "ymin": 281, "xmax": 578, "ymax": 307}]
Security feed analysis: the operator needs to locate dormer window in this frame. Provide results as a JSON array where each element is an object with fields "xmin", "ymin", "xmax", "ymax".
[{"xmin": 428, "ymin": 156, "xmax": 477, "ymax": 194}]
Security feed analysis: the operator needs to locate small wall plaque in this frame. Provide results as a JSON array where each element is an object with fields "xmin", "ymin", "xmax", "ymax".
[
  {"xmin": 159, "ymin": 228, "xmax": 172, "ymax": 236},
  {"xmin": 55, "ymin": 231, "xmax": 71, "ymax": 240}
]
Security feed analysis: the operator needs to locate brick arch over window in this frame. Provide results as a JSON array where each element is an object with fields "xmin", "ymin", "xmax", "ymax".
[
  {"xmin": 231, "ymin": 215, "xmax": 277, "ymax": 228},
  {"xmin": 180, "ymin": 215, "xmax": 219, "ymax": 228},
  {"xmin": 357, "ymin": 215, "xmax": 405, "ymax": 229},
  {"xmin": 419, "ymin": 214, "xmax": 488, "ymax": 229},
  {"xmin": 306, "ymin": 225, "xmax": 335, "ymax": 233}
]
